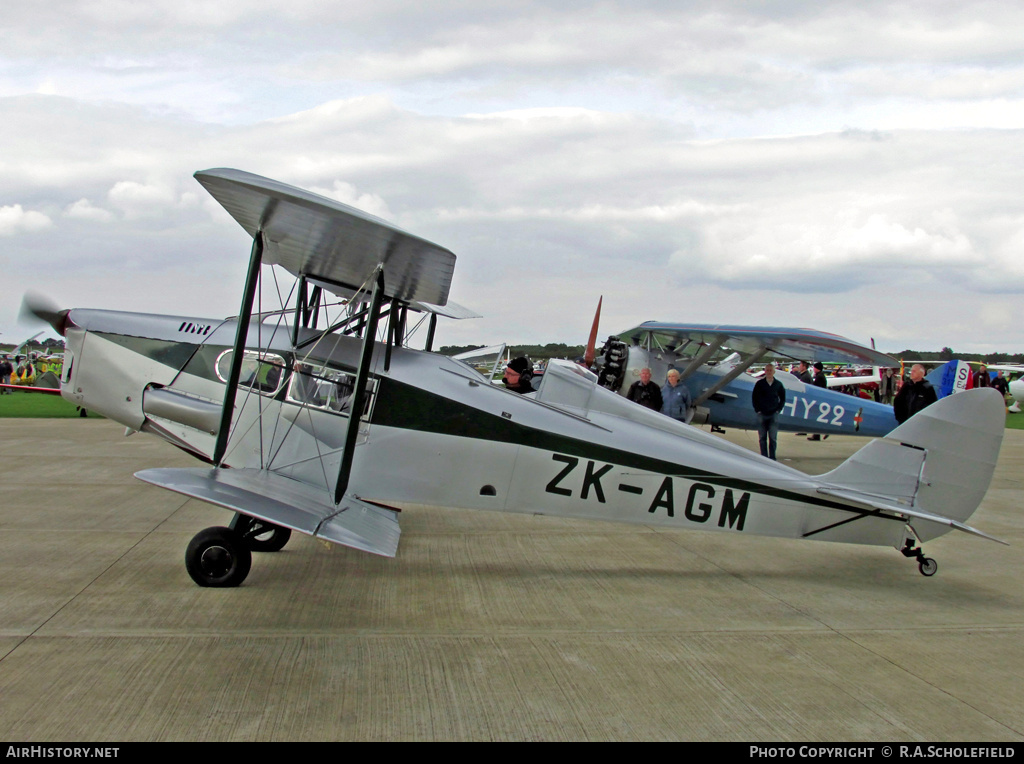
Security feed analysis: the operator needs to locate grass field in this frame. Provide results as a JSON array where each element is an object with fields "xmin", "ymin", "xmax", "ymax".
[{"xmin": 0, "ymin": 391, "xmax": 99, "ymax": 418}]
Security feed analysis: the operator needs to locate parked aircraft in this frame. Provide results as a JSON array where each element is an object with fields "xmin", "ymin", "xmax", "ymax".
[
  {"xmin": 24, "ymin": 169, "xmax": 1008, "ymax": 587},
  {"xmin": 0, "ymin": 333, "xmax": 62, "ymax": 394},
  {"xmin": 1008, "ymin": 371, "xmax": 1024, "ymax": 412},
  {"xmin": 921, "ymin": 360, "xmax": 1024, "ymax": 403},
  {"xmin": 590, "ymin": 323, "xmax": 900, "ymax": 437}
]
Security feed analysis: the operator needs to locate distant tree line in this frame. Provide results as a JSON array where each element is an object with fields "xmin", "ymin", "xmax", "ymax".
[
  {"xmin": 441, "ymin": 342, "xmax": 1024, "ymax": 366},
  {"xmin": 439, "ymin": 343, "xmax": 587, "ymax": 360},
  {"xmin": 890, "ymin": 348, "xmax": 1024, "ymax": 364},
  {"xmin": 0, "ymin": 338, "xmax": 65, "ymax": 352}
]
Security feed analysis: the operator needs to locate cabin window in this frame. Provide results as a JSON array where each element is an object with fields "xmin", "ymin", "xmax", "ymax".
[
  {"xmin": 286, "ymin": 361, "xmax": 376, "ymax": 420},
  {"xmin": 214, "ymin": 350, "xmax": 287, "ymax": 396}
]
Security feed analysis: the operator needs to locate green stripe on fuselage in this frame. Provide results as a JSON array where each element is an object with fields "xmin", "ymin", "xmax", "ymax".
[
  {"xmin": 95, "ymin": 332, "xmax": 200, "ymax": 370},
  {"xmin": 372, "ymin": 377, "xmax": 866, "ymax": 514}
]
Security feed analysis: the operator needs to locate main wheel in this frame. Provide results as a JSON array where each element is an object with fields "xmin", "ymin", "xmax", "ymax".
[
  {"xmin": 246, "ymin": 523, "xmax": 292, "ymax": 553},
  {"xmin": 918, "ymin": 557, "xmax": 938, "ymax": 577},
  {"xmin": 185, "ymin": 527, "xmax": 252, "ymax": 587}
]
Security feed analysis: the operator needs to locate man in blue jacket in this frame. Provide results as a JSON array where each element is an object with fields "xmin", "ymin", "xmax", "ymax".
[
  {"xmin": 661, "ymin": 368, "xmax": 691, "ymax": 423},
  {"xmin": 752, "ymin": 363, "xmax": 786, "ymax": 460}
]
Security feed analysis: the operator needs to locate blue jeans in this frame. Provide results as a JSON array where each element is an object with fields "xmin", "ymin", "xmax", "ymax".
[{"xmin": 757, "ymin": 412, "xmax": 779, "ymax": 460}]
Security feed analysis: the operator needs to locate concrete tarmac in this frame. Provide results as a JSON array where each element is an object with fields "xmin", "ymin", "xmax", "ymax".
[{"xmin": 0, "ymin": 418, "xmax": 1021, "ymax": 742}]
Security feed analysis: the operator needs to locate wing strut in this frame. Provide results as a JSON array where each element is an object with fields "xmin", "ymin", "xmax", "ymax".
[
  {"xmin": 424, "ymin": 313, "xmax": 438, "ymax": 352},
  {"xmin": 290, "ymin": 275, "xmax": 323, "ymax": 345},
  {"xmin": 677, "ymin": 333, "xmax": 728, "ymax": 382},
  {"xmin": 692, "ymin": 344, "xmax": 768, "ymax": 407},
  {"xmin": 334, "ymin": 264, "xmax": 386, "ymax": 505},
  {"xmin": 213, "ymin": 232, "xmax": 264, "ymax": 466}
]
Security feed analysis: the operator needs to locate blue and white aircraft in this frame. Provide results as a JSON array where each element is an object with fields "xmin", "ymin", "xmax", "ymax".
[{"xmin": 593, "ymin": 322, "xmax": 900, "ymax": 437}]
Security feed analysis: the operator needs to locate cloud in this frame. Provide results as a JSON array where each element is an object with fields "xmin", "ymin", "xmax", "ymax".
[
  {"xmin": 0, "ymin": 204, "xmax": 52, "ymax": 235},
  {"xmin": 5, "ymin": 2, "xmax": 1024, "ymax": 131},
  {"xmin": 63, "ymin": 198, "xmax": 114, "ymax": 222},
  {"xmin": 107, "ymin": 180, "xmax": 180, "ymax": 216},
  {"xmin": 3, "ymin": 2, "xmax": 1024, "ymax": 352}
]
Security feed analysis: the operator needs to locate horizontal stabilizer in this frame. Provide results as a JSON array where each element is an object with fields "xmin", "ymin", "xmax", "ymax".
[
  {"xmin": 135, "ymin": 467, "xmax": 401, "ymax": 557},
  {"xmin": 815, "ymin": 486, "xmax": 1007, "ymax": 544},
  {"xmin": 195, "ymin": 168, "xmax": 456, "ymax": 306}
]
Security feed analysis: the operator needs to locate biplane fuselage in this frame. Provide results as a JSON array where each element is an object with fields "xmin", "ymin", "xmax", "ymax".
[
  {"xmin": 61, "ymin": 305, "xmax": 995, "ymax": 549},
  {"xmin": 28, "ymin": 168, "xmax": 1006, "ymax": 586}
]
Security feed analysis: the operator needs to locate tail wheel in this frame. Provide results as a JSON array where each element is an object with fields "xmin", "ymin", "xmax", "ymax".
[
  {"xmin": 185, "ymin": 527, "xmax": 252, "ymax": 587},
  {"xmin": 901, "ymin": 539, "xmax": 938, "ymax": 577}
]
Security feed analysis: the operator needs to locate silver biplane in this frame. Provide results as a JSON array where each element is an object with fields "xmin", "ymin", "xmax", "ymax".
[{"xmin": 26, "ymin": 169, "xmax": 1008, "ymax": 586}]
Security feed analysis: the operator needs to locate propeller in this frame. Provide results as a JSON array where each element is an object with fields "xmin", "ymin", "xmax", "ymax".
[
  {"xmin": 584, "ymin": 296, "xmax": 603, "ymax": 368},
  {"xmin": 20, "ymin": 292, "xmax": 71, "ymax": 336}
]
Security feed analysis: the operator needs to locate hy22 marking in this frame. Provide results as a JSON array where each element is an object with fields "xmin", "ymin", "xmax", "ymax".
[
  {"xmin": 781, "ymin": 394, "xmax": 846, "ymax": 426},
  {"xmin": 545, "ymin": 454, "xmax": 748, "ymax": 531}
]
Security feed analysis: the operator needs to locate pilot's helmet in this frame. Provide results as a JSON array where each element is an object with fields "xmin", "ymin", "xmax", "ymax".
[{"xmin": 507, "ymin": 357, "xmax": 531, "ymax": 375}]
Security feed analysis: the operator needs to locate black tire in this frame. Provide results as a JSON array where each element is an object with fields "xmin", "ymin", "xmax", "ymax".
[
  {"xmin": 185, "ymin": 527, "xmax": 252, "ymax": 587},
  {"xmin": 246, "ymin": 523, "xmax": 292, "ymax": 553},
  {"xmin": 919, "ymin": 557, "xmax": 938, "ymax": 577}
]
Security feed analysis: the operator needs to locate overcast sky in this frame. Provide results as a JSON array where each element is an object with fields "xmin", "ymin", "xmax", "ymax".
[{"xmin": 3, "ymin": 0, "xmax": 1024, "ymax": 354}]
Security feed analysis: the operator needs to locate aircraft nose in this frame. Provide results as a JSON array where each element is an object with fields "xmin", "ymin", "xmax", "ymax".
[{"xmin": 20, "ymin": 291, "xmax": 72, "ymax": 336}]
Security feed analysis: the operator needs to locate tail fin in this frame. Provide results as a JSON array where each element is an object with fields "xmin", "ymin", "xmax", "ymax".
[
  {"xmin": 926, "ymin": 359, "xmax": 975, "ymax": 398},
  {"xmin": 819, "ymin": 388, "xmax": 1006, "ymax": 543}
]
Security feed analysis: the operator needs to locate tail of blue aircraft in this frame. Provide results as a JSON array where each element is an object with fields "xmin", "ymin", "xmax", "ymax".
[{"xmin": 925, "ymin": 360, "xmax": 974, "ymax": 397}]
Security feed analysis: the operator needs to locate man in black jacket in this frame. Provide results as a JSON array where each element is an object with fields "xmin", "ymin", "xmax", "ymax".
[
  {"xmin": 893, "ymin": 364, "xmax": 937, "ymax": 424},
  {"xmin": 626, "ymin": 367, "xmax": 663, "ymax": 411},
  {"xmin": 752, "ymin": 363, "xmax": 786, "ymax": 460},
  {"xmin": 805, "ymin": 362, "xmax": 830, "ymax": 440},
  {"xmin": 812, "ymin": 361, "xmax": 828, "ymax": 388}
]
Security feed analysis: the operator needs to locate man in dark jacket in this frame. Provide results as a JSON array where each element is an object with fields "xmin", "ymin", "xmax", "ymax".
[
  {"xmin": 805, "ymin": 362, "xmax": 830, "ymax": 440},
  {"xmin": 893, "ymin": 364, "xmax": 937, "ymax": 424},
  {"xmin": 975, "ymin": 365, "xmax": 991, "ymax": 388},
  {"xmin": 0, "ymin": 356, "xmax": 12, "ymax": 393},
  {"xmin": 993, "ymin": 371, "xmax": 1010, "ymax": 397},
  {"xmin": 812, "ymin": 361, "xmax": 828, "ymax": 388},
  {"xmin": 752, "ymin": 363, "xmax": 786, "ymax": 460},
  {"xmin": 626, "ymin": 367, "xmax": 663, "ymax": 411}
]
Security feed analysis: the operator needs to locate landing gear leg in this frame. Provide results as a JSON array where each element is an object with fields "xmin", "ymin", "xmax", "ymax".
[
  {"xmin": 230, "ymin": 513, "xmax": 292, "ymax": 553},
  {"xmin": 900, "ymin": 538, "xmax": 937, "ymax": 577}
]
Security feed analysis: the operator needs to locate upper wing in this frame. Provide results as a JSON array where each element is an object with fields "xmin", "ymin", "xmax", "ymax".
[
  {"xmin": 195, "ymin": 168, "xmax": 456, "ymax": 306},
  {"xmin": 618, "ymin": 321, "xmax": 897, "ymax": 366}
]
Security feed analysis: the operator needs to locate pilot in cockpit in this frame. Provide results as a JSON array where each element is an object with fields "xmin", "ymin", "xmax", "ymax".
[{"xmin": 503, "ymin": 357, "xmax": 535, "ymax": 394}]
